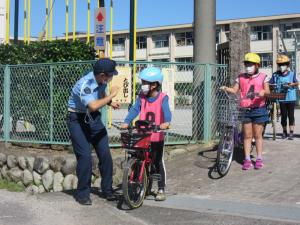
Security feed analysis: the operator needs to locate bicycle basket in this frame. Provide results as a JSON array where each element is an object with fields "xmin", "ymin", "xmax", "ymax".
[
  {"xmin": 217, "ymin": 98, "xmax": 242, "ymax": 126},
  {"xmin": 266, "ymin": 92, "xmax": 286, "ymax": 101},
  {"xmin": 121, "ymin": 131, "xmax": 151, "ymax": 150}
]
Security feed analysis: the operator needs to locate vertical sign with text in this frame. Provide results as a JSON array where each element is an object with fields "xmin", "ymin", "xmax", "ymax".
[{"xmin": 94, "ymin": 8, "xmax": 106, "ymax": 51}]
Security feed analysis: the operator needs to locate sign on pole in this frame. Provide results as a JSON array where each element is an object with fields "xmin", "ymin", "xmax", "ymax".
[
  {"xmin": 94, "ymin": 7, "xmax": 106, "ymax": 51},
  {"xmin": 111, "ymin": 67, "xmax": 132, "ymax": 103}
]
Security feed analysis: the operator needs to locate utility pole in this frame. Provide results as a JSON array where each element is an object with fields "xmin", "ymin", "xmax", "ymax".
[
  {"xmin": 193, "ymin": 0, "xmax": 216, "ymax": 142},
  {"xmin": 129, "ymin": 0, "xmax": 137, "ymax": 103},
  {"xmin": 14, "ymin": 0, "xmax": 19, "ymax": 44}
]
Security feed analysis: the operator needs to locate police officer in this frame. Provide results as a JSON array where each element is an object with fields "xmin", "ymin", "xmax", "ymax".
[{"xmin": 67, "ymin": 58, "xmax": 120, "ymax": 205}]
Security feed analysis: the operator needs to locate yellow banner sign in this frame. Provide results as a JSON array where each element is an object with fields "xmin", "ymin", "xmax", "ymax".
[{"xmin": 111, "ymin": 66, "xmax": 132, "ymax": 103}]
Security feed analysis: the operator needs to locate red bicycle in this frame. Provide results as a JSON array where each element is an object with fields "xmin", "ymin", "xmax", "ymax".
[{"xmin": 120, "ymin": 120, "xmax": 163, "ymax": 209}]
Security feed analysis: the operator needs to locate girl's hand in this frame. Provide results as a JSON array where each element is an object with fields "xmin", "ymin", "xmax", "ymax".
[
  {"xmin": 220, "ymin": 86, "xmax": 228, "ymax": 91},
  {"xmin": 110, "ymin": 102, "xmax": 120, "ymax": 110},
  {"xmin": 258, "ymin": 90, "xmax": 265, "ymax": 97},
  {"xmin": 120, "ymin": 123, "xmax": 129, "ymax": 129},
  {"xmin": 160, "ymin": 123, "xmax": 170, "ymax": 130}
]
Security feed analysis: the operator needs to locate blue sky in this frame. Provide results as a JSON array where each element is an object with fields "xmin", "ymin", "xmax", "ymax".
[{"xmin": 7, "ymin": 0, "xmax": 300, "ymax": 37}]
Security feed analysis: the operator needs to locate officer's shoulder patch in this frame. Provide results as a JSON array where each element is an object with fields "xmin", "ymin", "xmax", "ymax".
[{"xmin": 84, "ymin": 87, "xmax": 92, "ymax": 94}]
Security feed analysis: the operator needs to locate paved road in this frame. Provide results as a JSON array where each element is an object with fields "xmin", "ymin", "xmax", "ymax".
[{"xmin": 1, "ymin": 111, "xmax": 300, "ymax": 225}]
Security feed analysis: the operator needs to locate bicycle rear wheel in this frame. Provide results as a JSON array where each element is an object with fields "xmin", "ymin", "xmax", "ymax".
[
  {"xmin": 122, "ymin": 158, "xmax": 147, "ymax": 209},
  {"xmin": 216, "ymin": 127, "xmax": 234, "ymax": 177}
]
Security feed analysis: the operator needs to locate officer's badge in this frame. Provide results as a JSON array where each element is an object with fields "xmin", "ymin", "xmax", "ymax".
[{"xmin": 84, "ymin": 87, "xmax": 91, "ymax": 94}]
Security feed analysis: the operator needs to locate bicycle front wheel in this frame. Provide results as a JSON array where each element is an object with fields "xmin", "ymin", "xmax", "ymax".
[
  {"xmin": 122, "ymin": 158, "xmax": 147, "ymax": 209},
  {"xmin": 216, "ymin": 127, "xmax": 234, "ymax": 177}
]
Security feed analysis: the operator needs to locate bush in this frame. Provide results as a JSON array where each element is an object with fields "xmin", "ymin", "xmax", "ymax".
[{"xmin": 0, "ymin": 40, "xmax": 96, "ymax": 65}]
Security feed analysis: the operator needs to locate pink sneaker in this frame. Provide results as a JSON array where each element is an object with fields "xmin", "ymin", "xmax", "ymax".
[
  {"xmin": 242, "ymin": 160, "xmax": 253, "ymax": 170},
  {"xmin": 255, "ymin": 159, "xmax": 263, "ymax": 170}
]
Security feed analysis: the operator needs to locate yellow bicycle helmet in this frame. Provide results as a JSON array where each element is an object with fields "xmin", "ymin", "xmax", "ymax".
[
  {"xmin": 243, "ymin": 53, "xmax": 261, "ymax": 64},
  {"xmin": 276, "ymin": 55, "xmax": 290, "ymax": 64}
]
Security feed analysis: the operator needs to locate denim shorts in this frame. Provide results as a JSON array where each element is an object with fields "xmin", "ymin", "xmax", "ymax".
[{"xmin": 241, "ymin": 106, "xmax": 269, "ymax": 124}]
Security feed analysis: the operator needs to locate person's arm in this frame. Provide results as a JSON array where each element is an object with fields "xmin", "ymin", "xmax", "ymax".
[
  {"xmin": 289, "ymin": 73, "xmax": 299, "ymax": 87},
  {"xmin": 160, "ymin": 96, "xmax": 172, "ymax": 129},
  {"xmin": 221, "ymin": 83, "xmax": 239, "ymax": 94},
  {"xmin": 87, "ymin": 86, "xmax": 119, "ymax": 112},
  {"xmin": 123, "ymin": 97, "xmax": 141, "ymax": 125}
]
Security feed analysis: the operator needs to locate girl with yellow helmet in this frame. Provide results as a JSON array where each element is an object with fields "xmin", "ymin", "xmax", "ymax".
[
  {"xmin": 221, "ymin": 53, "xmax": 270, "ymax": 170},
  {"xmin": 269, "ymin": 54, "xmax": 298, "ymax": 140}
]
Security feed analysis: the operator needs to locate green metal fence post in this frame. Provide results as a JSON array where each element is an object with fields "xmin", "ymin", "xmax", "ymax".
[
  {"xmin": 3, "ymin": 65, "xmax": 11, "ymax": 143},
  {"xmin": 203, "ymin": 64, "xmax": 212, "ymax": 143},
  {"xmin": 50, "ymin": 65, "xmax": 54, "ymax": 142}
]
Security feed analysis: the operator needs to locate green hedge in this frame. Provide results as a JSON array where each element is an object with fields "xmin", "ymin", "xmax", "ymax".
[{"xmin": 0, "ymin": 40, "xmax": 96, "ymax": 65}]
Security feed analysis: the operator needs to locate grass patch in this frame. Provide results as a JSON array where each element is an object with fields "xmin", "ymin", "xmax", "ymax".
[{"xmin": 0, "ymin": 179, "xmax": 25, "ymax": 192}]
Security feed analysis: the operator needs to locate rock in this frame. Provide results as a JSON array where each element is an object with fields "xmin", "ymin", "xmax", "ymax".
[
  {"xmin": 113, "ymin": 166, "xmax": 123, "ymax": 187},
  {"xmin": 50, "ymin": 156, "xmax": 65, "ymax": 172},
  {"xmin": 0, "ymin": 153, "xmax": 6, "ymax": 166},
  {"xmin": 61, "ymin": 157, "xmax": 76, "ymax": 176},
  {"xmin": 51, "ymin": 145, "xmax": 65, "ymax": 151},
  {"xmin": 53, "ymin": 172, "xmax": 64, "ymax": 192},
  {"xmin": 7, "ymin": 155, "xmax": 18, "ymax": 168},
  {"xmin": 18, "ymin": 156, "xmax": 27, "ymax": 170},
  {"xmin": 92, "ymin": 155, "xmax": 100, "ymax": 177},
  {"xmin": 42, "ymin": 170, "xmax": 54, "ymax": 191},
  {"xmin": 33, "ymin": 157, "xmax": 49, "ymax": 174},
  {"xmin": 26, "ymin": 156, "xmax": 35, "ymax": 172},
  {"xmin": 93, "ymin": 178, "xmax": 101, "ymax": 188},
  {"xmin": 63, "ymin": 174, "xmax": 78, "ymax": 190},
  {"xmin": 169, "ymin": 148, "xmax": 187, "ymax": 158},
  {"xmin": 1, "ymin": 165, "xmax": 10, "ymax": 180},
  {"xmin": 22, "ymin": 169, "xmax": 33, "ymax": 186},
  {"xmin": 38, "ymin": 185, "xmax": 45, "ymax": 194},
  {"xmin": 25, "ymin": 185, "xmax": 39, "ymax": 195},
  {"xmin": 33, "ymin": 171, "xmax": 42, "ymax": 186},
  {"xmin": 8, "ymin": 167, "xmax": 23, "ymax": 182}
]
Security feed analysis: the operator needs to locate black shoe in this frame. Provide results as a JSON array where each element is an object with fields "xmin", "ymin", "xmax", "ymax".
[
  {"xmin": 76, "ymin": 197, "xmax": 92, "ymax": 205},
  {"xmin": 104, "ymin": 193, "xmax": 116, "ymax": 201},
  {"xmin": 282, "ymin": 132, "xmax": 288, "ymax": 139},
  {"xmin": 288, "ymin": 133, "xmax": 294, "ymax": 140}
]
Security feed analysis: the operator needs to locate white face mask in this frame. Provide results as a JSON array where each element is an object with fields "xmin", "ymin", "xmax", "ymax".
[
  {"xmin": 141, "ymin": 84, "xmax": 150, "ymax": 95},
  {"xmin": 246, "ymin": 65, "xmax": 256, "ymax": 75},
  {"xmin": 280, "ymin": 65, "xmax": 288, "ymax": 73}
]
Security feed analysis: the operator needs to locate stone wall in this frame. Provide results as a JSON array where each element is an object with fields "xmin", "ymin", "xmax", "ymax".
[{"xmin": 0, "ymin": 143, "xmax": 205, "ymax": 194}]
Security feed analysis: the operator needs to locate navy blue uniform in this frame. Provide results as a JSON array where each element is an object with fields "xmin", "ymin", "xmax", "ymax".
[{"xmin": 67, "ymin": 71, "xmax": 113, "ymax": 200}]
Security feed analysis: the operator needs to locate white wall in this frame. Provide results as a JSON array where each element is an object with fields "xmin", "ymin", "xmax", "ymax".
[
  {"xmin": 175, "ymin": 46, "xmax": 193, "ymax": 58},
  {"xmin": 250, "ymin": 40, "xmax": 273, "ymax": 52},
  {"xmin": 0, "ymin": 0, "xmax": 6, "ymax": 44}
]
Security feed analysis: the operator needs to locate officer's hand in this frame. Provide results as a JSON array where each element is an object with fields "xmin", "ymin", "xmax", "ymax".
[
  {"xmin": 120, "ymin": 123, "xmax": 129, "ymax": 129},
  {"xmin": 110, "ymin": 102, "xmax": 120, "ymax": 110},
  {"xmin": 160, "ymin": 123, "xmax": 170, "ymax": 130},
  {"xmin": 110, "ymin": 86, "xmax": 120, "ymax": 97}
]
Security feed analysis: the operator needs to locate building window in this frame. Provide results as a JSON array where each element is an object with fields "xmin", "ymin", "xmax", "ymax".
[
  {"xmin": 112, "ymin": 37, "xmax": 125, "ymax": 51},
  {"xmin": 258, "ymin": 53, "xmax": 273, "ymax": 68},
  {"xmin": 175, "ymin": 32, "xmax": 193, "ymax": 46},
  {"xmin": 136, "ymin": 35, "xmax": 146, "ymax": 49},
  {"xmin": 280, "ymin": 23, "xmax": 300, "ymax": 39},
  {"xmin": 251, "ymin": 25, "xmax": 273, "ymax": 41},
  {"xmin": 152, "ymin": 34, "xmax": 169, "ymax": 48},
  {"xmin": 152, "ymin": 58, "xmax": 170, "ymax": 62},
  {"xmin": 175, "ymin": 57, "xmax": 193, "ymax": 71}
]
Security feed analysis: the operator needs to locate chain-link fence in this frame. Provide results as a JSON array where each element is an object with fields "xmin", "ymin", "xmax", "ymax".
[{"xmin": 0, "ymin": 61, "xmax": 228, "ymax": 146}]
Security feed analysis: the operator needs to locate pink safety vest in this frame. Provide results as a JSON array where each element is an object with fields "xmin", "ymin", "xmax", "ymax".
[
  {"xmin": 239, "ymin": 72, "xmax": 266, "ymax": 108},
  {"xmin": 140, "ymin": 92, "xmax": 166, "ymax": 142}
]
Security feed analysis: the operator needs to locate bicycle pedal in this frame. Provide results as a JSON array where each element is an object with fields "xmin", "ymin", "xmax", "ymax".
[{"xmin": 151, "ymin": 173, "xmax": 161, "ymax": 181}]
